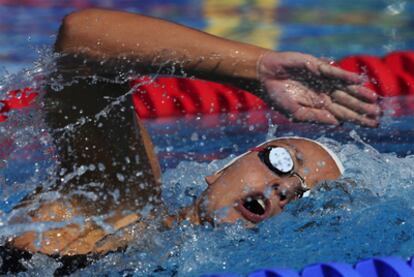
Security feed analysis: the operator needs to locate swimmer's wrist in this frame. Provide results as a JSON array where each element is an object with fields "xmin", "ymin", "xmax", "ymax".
[
  {"xmin": 255, "ymin": 50, "xmax": 273, "ymax": 82},
  {"xmin": 225, "ymin": 45, "xmax": 268, "ymax": 81}
]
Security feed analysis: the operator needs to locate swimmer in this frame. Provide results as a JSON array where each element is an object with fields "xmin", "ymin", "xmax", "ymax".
[{"xmin": 1, "ymin": 8, "xmax": 379, "ymax": 274}]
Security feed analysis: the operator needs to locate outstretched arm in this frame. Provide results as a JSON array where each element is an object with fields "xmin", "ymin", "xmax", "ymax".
[
  {"xmin": 55, "ymin": 8, "xmax": 263, "ymax": 83},
  {"xmin": 56, "ymin": 8, "xmax": 380, "ymax": 126}
]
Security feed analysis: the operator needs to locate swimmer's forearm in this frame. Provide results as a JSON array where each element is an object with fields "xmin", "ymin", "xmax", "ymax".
[{"xmin": 55, "ymin": 8, "xmax": 267, "ymax": 83}]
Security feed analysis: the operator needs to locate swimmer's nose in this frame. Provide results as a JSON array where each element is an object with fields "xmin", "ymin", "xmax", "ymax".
[{"xmin": 273, "ymin": 177, "xmax": 304, "ymax": 208}]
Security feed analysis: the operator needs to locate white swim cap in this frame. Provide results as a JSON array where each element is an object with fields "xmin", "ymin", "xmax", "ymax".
[{"xmin": 216, "ymin": 137, "xmax": 344, "ymax": 175}]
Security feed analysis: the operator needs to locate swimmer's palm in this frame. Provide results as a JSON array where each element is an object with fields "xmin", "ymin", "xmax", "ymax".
[
  {"xmin": 258, "ymin": 52, "xmax": 380, "ymax": 127},
  {"xmin": 11, "ymin": 201, "xmax": 141, "ymax": 256}
]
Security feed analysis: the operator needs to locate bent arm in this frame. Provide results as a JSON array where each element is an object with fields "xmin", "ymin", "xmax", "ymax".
[{"xmin": 56, "ymin": 8, "xmax": 265, "ymax": 83}]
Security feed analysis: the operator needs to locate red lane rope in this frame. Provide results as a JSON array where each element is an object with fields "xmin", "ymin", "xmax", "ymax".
[
  {"xmin": 0, "ymin": 88, "xmax": 38, "ymax": 122},
  {"xmin": 129, "ymin": 76, "xmax": 267, "ymax": 118},
  {"xmin": 338, "ymin": 51, "xmax": 414, "ymax": 97}
]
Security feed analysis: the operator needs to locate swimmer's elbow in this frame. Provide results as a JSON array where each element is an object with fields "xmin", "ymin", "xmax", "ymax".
[
  {"xmin": 54, "ymin": 8, "xmax": 109, "ymax": 53},
  {"xmin": 55, "ymin": 10, "xmax": 85, "ymax": 52}
]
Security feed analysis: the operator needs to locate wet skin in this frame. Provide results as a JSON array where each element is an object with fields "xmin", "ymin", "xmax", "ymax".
[{"xmin": 196, "ymin": 138, "xmax": 342, "ymax": 226}]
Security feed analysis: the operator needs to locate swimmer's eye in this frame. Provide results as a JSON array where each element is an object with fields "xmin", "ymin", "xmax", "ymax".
[
  {"xmin": 254, "ymin": 146, "xmax": 294, "ymax": 176},
  {"xmin": 253, "ymin": 145, "xmax": 310, "ymax": 194}
]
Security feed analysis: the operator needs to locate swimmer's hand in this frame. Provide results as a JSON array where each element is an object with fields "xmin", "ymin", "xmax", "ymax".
[
  {"xmin": 257, "ymin": 51, "xmax": 381, "ymax": 127},
  {"xmin": 9, "ymin": 201, "xmax": 142, "ymax": 257}
]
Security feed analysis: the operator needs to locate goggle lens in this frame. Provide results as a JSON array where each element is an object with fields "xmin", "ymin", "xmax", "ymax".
[
  {"xmin": 267, "ymin": 147, "xmax": 294, "ymax": 174},
  {"xmin": 251, "ymin": 146, "xmax": 295, "ymax": 175}
]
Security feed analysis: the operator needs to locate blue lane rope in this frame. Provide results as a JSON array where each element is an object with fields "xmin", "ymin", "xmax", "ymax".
[{"xmin": 202, "ymin": 256, "xmax": 414, "ymax": 277}]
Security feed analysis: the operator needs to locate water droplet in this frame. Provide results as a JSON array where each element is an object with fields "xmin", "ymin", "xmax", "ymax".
[
  {"xmin": 116, "ymin": 173, "xmax": 125, "ymax": 182},
  {"xmin": 188, "ymin": 132, "xmax": 198, "ymax": 142},
  {"xmin": 317, "ymin": 160, "xmax": 326, "ymax": 168}
]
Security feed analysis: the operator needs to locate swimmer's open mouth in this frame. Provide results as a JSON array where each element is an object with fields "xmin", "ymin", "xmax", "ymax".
[{"xmin": 235, "ymin": 193, "xmax": 271, "ymax": 224}]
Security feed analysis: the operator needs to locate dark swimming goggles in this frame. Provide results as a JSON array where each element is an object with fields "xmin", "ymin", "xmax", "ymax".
[{"xmin": 251, "ymin": 146, "xmax": 310, "ymax": 197}]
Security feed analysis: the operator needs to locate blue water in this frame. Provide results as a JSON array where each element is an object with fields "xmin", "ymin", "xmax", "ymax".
[
  {"xmin": 1, "ymin": 0, "xmax": 414, "ymax": 276},
  {"xmin": 1, "ymin": 0, "xmax": 414, "ymax": 73}
]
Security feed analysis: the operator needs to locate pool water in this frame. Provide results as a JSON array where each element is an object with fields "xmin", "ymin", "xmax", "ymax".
[
  {"xmin": 2, "ymin": 0, "xmax": 414, "ymax": 73},
  {"xmin": 1, "ymin": 0, "xmax": 414, "ymax": 276}
]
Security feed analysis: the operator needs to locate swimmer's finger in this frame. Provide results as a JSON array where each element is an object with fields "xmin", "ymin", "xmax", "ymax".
[
  {"xmin": 318, "ymin": 63, "xmax": 364, "ymax": 84},
  {"xmin": 331, "ymin": 90, "xmax": 381, "ymax": 117},
  {"xmin": 288, "ymin": 83, "xmax": 332, "ymax": 109},
  {"xmin": 346, "ymin": 85, "xmax": 379, "ymax": 103},
  {"xmin": 327, "ymin": 103, "xmax": 379, "ymax": 127},
  {"xmin": 292, "ymin": 106, "xmax": 339, "ymax": 125}
]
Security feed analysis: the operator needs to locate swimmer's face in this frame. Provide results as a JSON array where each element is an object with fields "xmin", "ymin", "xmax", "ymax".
[{"xmin": 197, "ymin": 138, "xmax": 342, "ymax": 226}]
